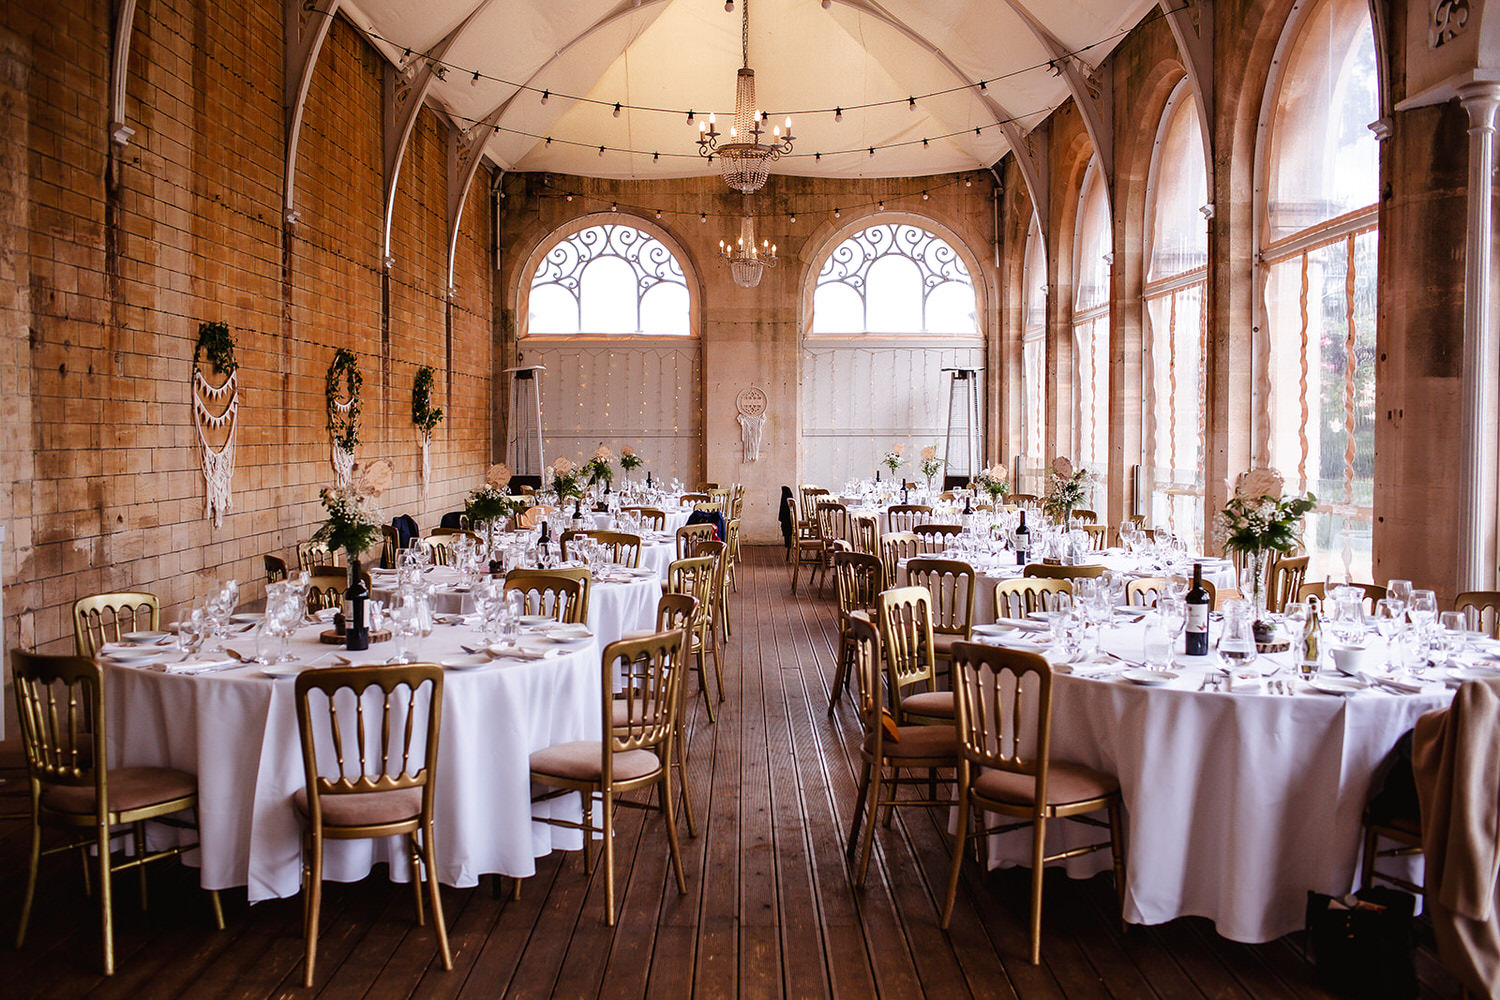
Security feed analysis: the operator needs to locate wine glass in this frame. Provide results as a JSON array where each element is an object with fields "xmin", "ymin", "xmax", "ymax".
[
  {"xmin": 1409, "ymin": 589, "xmax": 1438, "ymax": 633},
  {"xmin": 1159, "ymin": 597, "xmax": 1188, "ymax": 669},
  {"xmin": 387, "ymin": 600, "xmax": 419, "ymax": 664},
  {"xmin": 1386, "ymin": 579, "xmax": 1412, "ymax": 617},
  {"xmin": 1439, "ymin": 611, "xmax": 1468, "ymax": 664}
]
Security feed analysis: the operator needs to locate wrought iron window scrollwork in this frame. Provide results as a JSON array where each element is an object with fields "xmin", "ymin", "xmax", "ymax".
[
  {"xmin": 814, "ymin": 224, "xmax": 976, "ymax": 334},
  {"xmin": 529, "ymin": 224, "xmax": 687, "ymax": 335}
]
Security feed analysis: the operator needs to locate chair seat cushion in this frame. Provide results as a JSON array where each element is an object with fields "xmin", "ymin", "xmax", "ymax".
[
  {"xmin": 43, "ymin": 766, "xmax": 196, "ymax": 816},
  {"xmin": 973, "ymin": 760, "xmax": 1119, "ymax": 808},
  {"xmin": 865, "ymin": 724, "xmax": 956, "ymax": 760},
  {"xmin": 931, "ymin": 632, "xmax": 967, "ymax": 657},
  {"xmin": 530, "ymin": 741, "xmax": 661, "ymax": 784},
  {"xmin": 293, "ymin": 785, "xmax": 423, "ymax": 827},
  {"xmin": 900, "ymin": 690, "xmax": 956, "ymax": 719}
]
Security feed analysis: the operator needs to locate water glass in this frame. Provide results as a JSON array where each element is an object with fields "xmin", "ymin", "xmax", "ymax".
[
  {"xmin": 1143, "ymin": 621, "xmax": 1173, "ymax": 671},
  {"xmin": 1386, "ymin": 579, "xmax": 1412, "ymax": 616},
  {"xmin": 1439, "ymin": 611, "xmax": 1468, "ymax": 662},
  {"xmin": 1409, "ymin": 589, "xmax": 1438, "ymax": 634},
  {"xmin": 1160, "ymin": 597, "xmax": 1188, "ymax": 647}
]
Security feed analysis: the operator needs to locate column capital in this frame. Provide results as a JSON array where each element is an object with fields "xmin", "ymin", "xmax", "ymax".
[{"xmin": 1457, "ymin": 81, "xmax": 1500, "ymax": 132}]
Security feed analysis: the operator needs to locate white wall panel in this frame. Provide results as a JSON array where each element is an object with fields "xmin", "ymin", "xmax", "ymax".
[{"xmin": 522, "ymin": 338, "xmax": 702, "ymax": 484}]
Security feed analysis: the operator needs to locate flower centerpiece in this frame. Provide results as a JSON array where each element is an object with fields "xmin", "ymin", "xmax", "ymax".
[
  {"xmin": 974, "ymin": 463, "xmax": 1010, "ymax": 503},
  {"xmin": 583, "ymin": 444, "xmax": 615, "ymax": 491},
  {"xmin": 919, "ymin": 445, "xmax": 945, "ymax": 493},
  {"xmin": 311, "ymin": 458, "xmax": 391, "ymax": 577},
  {"xmin": 880, "ymin": 443, "xmax": 905, "ymax": 480},
  {"xmin": 1041, "ymin": 457, "xmax": 1092, "ymax": 525},
  {"xmin": 547, "ymin": 456, "xmax": 584, "ymax": 511},
  {"xmin": 1221, "ymin": 467, "xmax": 1316, "ymax": 637},
  {"xmin": 619, "ymin": 445, "xmax": 643, "ymax": 484},
  {"xmin": 465, "ymin": 463, "xmax": 520, "ymax": 536}
]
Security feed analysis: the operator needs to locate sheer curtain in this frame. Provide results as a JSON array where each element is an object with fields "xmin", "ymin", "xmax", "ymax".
[
  {"xmin": 1072, "ymin": 164, "xmax": 1110, "ymax": 503},
  {"xmin": 1021, "ymin": 217, "xmax": 1047, "ymax": 496}
]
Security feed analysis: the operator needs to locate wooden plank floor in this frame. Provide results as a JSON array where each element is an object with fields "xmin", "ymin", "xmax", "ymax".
[{"xmin": 0, "ymin": 545, "xmax": 1463, "ymax": 998}]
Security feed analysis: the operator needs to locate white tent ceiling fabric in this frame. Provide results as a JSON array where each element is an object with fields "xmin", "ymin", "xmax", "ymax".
[{"xmin": 342, "ymin": 0, "xmax": 1156, "ymax": 180}]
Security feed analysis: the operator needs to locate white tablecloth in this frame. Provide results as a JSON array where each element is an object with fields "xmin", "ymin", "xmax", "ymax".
[
  {"xmin": 971, "ymin": 622, "xmax": 1449, "ymax": 943},
  {"xmin": 371, "ymin": 568, "xmax": 658, "ymax": 648},
  {"xmin": 105, "ymin": 623, "xmax": 601, "ymax": 902}
]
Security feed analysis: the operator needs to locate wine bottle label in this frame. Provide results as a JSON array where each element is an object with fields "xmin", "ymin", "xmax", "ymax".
[{"xmin": 1186, "ymin": 604, "xmax": 1208, "ymax": 632}]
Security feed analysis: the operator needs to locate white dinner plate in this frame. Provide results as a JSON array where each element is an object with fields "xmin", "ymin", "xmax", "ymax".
[
  {"xmin": 518, "ymin": 615, "xmax": 553, "ymax": 627},
  {"xmin": 261, "ymin": 663, "xmax": 305, "ymax": 678},
  {"xmin": 109, "ymin": 653, "xmax": 168, "ymax": 669},
  {"xmin": 1447, "ymin": 667, "xmax": 1500, "ymax": 683},
  {"xmin": 440, "ymin": 654, "xmax": 491, "ymax": 670},
  {"xmin": 1308, "ymin": 676, "xmax": 1369, "ymax": 695},
  {"xmin": 623, "ymin": 567, "xmax": 657, "ymax": 577},
  {"xmin": 971, "ymin": 624, "xmax": 1013, "ymax": 638},
  {"xmin": 122, "ymin": 630, "xmax": 170, "ymax": 644},
  {"xmin": 1121, "ymin": 668, "xmax": 1178, "ymax": 686},
  {"xmin": 103, "ymin": 647, "xmax": 170, "ymax": 663},
  {"xmin": 229, "ymin": 613, "xmax": 263, "ymax": 625}
]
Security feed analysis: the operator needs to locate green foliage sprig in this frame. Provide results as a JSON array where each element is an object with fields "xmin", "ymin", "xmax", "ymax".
[
  {"xmin": 193, "ymin": 321, "xmax": 238, "ymax": 377},
  {"xmin": 411, "ymin": 365, "xmax": 444, "ymax": 436},
  {"xmin": 1221, "ymin": 492, "xmax": 1317, "ymax": 557},
  {"xmin": 326, "ymin": 349, "xmax": 362, "ymax": 452}
]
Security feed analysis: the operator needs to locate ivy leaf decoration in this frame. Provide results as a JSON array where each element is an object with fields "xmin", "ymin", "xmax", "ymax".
[
  {"xmin": 192, "ymin": 321, "xmax": 238, "ymax": 377},
  {"xmin": 412, "ymin": 365, "xmax": 444, "ymax": 435},
  {"xmin": 326, "ymin": 348, "xmax": 362, "ymax": 452}
]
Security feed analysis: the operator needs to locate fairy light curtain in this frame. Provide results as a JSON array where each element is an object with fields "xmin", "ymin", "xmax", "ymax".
[
  {"xmin": 804, "ymin": 223, "xmax": 982, "ymax": 485},
  {"xmin": 1258, "ymin": 0, "xmax": 1379, "ymax": 581},
  {"xmin": 1142, "ymin": 82, "xmax": 1209, "ymax": 550},
  {"xmin": 525, "ymin": 224, "xmax": 700, "ymax": 482}
]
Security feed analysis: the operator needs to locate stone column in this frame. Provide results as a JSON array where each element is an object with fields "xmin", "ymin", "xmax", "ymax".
[{"xmin": 1457, "ymin": 82, "xmax": 1500, "ymax": 592}]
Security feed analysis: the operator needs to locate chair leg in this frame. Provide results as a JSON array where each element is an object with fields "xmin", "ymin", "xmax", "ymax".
[
  {"xmin": 134, "ymin": 821, "xmax": 149, "ymax": 911},
  {"xmin": 304, "ymin": 832, "xmax": 324, "ymax": 988},
  {"xmin": 16, "ymin": 813, "xmax": 40, "ymax": 948},
  {"xmin": 661, "ymin": 765, "xmax": 687, "ymax": 895},
  {"xmin": 409, "ymin": 835, "xmax": 426, "ymax": 926},
  {"xmin": 1028, "ymin": 816, "xmax": 1047, "ymax": 965},
  {"xmin": 582, "ymin": 793, "xmax": 596, "ymax": 873},
  {"xmin": 846, "ymin": 762, "xmax": 871, "ymax": 865},
  {"xmin": 695, "ymin": 643, "xmax": 717, "ymax": 724},
  {"xmin": 603, "ymin": 790, "xmax": 617, "ymax": 926},
  {"xmin": 208, "ymin": 888, "xmax": 224, "ymax": 931},
  {"xmin": 98, "ymin": 821, "xmax": 115, "ymax": 976},
  {"xmin": 856, "ymin": 767, "xmax": 884, "ymax": 887},
  {"xmin": 1108, "ymin": 801, "xmax": 1128, "ymax": 935},
  {"xmin": 881, "ymin": 767, "xmax": 899, "ymax": 828},
  {"xmin": 423, "ymin": 822, "xmax": 452, "ymax": 971},
  {"xmin": 828, "ymin": 632, "xmax": 853, "ymax": 714},
  {"xmin": 711, "ymin": 631, "xmax": 725, "ymax": 703},
  {"xmin": 1360, "ymin": 824, "xmax": 1377, "ymax": 891},
  {"xmin": 941, "ymin": 798, "xmax": 970, "ymax": 929},
  {"xmin": 674, "ymin": 720, "xmax": 698, "ymax": 837}
]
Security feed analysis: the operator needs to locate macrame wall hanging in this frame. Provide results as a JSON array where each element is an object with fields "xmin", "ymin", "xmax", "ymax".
[
  {"xmin": 411, "ymin": 365, "xmax": 444, "ymax": 497},
  {"xmin": 326, "ymin": 348, "xmax": 362, "ymax": 487},
  {"xmin": 192, "ymin": 321, "xmax": 239, "ymax": 527}
]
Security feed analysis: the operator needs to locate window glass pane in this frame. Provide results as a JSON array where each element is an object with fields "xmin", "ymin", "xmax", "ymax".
[
  {"xmin": 811, "ymin": 223, "xmax": 978, "ymax": 335},
  {"xmin": 1023, "ymin": 218, "xmax": 1046, "ymax": 331},
  {"xmin": 1265, "ymin": 0, "xmax": 1379, "ymax": 242},
  {"xmin": 1145, "ymin": 283, "xmax": 1206, "ymax": 551},
  {"xmin": 1074, "ymin": 314, "xmax": 1110, "ymax": 493},
  {"xmin": 526, "ymin": 224, "xmax": 690, "ymax": 336},
  {"xmin": 1074, "ymin": 169, "xmax": 1111, "ymax": 313},
  {"xmin": 1147, "ymin": 94, "xmax": 1209, "ymax": 282}
]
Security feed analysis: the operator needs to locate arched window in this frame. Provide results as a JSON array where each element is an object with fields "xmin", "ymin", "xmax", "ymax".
[
  {"xmin": 1144, "ymin": 82, "xmax": 1209, "ymax": 549},
  {"xmin": 522, "ymin": 222, "xmax": 700, "ymax": 482},
  {"xmin": 527, "ymin": 224, "xmax": 690, "ymax": 336},
  {"xmin": 1258, "ymin": 0, "xmax": 1379, "ymax": 580},
  {"xmin": 1072, "ymin": 163, "xmax": 1111, "ymax": 490},
  {"xmin": 804, "ymin": 222, "xmax": 984, "ymax": 485},
  {"xmin": 1021, "ymin": 215, "xmax": 1047, "ymax": 493}
]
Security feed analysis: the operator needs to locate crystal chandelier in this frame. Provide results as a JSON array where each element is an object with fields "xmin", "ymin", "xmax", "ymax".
[
  {"xmin": 697, "ymin": 0, "xmax": 793, "ymax": 194},
  {"xmin": 720, "ymin": 211, "xmax": 778, "ymax": 288}
]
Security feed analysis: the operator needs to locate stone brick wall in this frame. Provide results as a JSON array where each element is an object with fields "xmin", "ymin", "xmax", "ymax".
[{"xmin": 0, "ymin": 3, "xmax": 494, "ymax": 654}]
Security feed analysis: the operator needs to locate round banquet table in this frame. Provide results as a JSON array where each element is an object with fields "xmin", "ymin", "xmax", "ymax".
[
  {"xmin": 971, "ymin": 621, "xmax": 1449, "ymax": 943},
  {"xmin": 104, "ymin": 622, "xmax": 601, "ymax": 902},
  {"xmin": 371, "ymin": 567, "xmax": 658, "ymax": 649}
]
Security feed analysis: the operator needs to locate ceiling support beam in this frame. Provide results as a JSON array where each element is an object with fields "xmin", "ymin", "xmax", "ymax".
[
  {"xmin": 1160, "ymin": 0, "xmax": 1214, "ymax": 198},
  {"xmin": 1011, "ymin": 118, "xmax": 1051, "ymax": 244},
  {"xmin": 284, "ymin": 0, "xmax": 341, "ymax": 224},
  {"xmin": 381, "ymin": 1, "xmax": 494, "ymax": 264},
  {"xmin": 446, "ymin": 107, "xmax": 505, "ymax": 294},
  {"xmin": 109, "ymin": 0, "xmax": 138, "ymax": 145}
]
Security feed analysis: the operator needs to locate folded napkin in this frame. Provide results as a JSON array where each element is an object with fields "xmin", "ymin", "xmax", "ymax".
[
  {"xmin": 1359, "ymin": 670, "xmax": 1444, "ymax": 695},
  {"xmin": 1056, "ymin": 661, "xmax": 1124, "ymax": 679},
  {"xmin": 314, "ymin": 607, "xmax": 338, "ymax": 623},
  {"xmin": 163, "ymin": 657, "xmax": 240, "ymax": 674},
  {"xmin": 991, "ymin": 617, "xmax": 1049, "ymax": 633},
  {"xmin": 988, "ymin": 635, "xmax": 1046, "ymax": 652},
  {"xmin": 486, "ymin": 645, "xmax": 558, "ymax": 661},
  {"xmin": 1227, "ymin": 669, "xmax": 1265, "ymax": 693}
]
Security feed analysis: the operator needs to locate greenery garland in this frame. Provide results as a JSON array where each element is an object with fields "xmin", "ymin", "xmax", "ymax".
[
  {"xmin": 193, "ymin": 321, "xmax": 238, "ymax": 377},
  {"xmin": 411, "ymin": 365, "xmax": 444, "ymax": 435},
  {"xmin": 326, "ymin": 348, "xmax": 362, "ymax": 452}
]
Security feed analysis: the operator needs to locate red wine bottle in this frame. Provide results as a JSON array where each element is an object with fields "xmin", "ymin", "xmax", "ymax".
[
  {"xmin": 1014, "ymin": 510, "xmax": 1029, "ymax": 566},
  {"xmin": 1184, "ymin": 563, "xmax": 1210, "ymax": 656}
]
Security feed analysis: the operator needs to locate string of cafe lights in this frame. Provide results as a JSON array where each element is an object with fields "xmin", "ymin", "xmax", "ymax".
[
  {"xmin": 339, "ymin": 2, "xmax": 1188, "ymax": 131},
  {"xmin": 533, "ymin": 170, "xmax": 985, "ymax": 226}
]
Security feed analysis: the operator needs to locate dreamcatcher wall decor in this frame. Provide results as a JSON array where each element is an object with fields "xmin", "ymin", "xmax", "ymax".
[
  {"xmin": 192, "ymin": 321, "xmax": 239, "ymax": 528},
  {"xmin": 326, "ymin": 348, "xmax": 362, "ymax": 487},
  {"xmin": 411, "ymin": 365, "xmax": 444, "ymax": 497}
]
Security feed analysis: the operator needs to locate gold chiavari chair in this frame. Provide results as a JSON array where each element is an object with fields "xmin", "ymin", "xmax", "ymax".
[
  {"xmin": 561, "ymin": 529, "xmax": 643, "ymax": 568},
  {"xmin": 73, "ymin": 592, "xmax": 160, "ymax": 657},
  {"xmin": 429, "ymin": 527, "xmax": 481, "ymax": 542},
  {"xmin": 1454, "ymin": 591, "xmax": 1500, "ymax": 638},
  {"xmin": 504, "ymin": 568, "xmax": 591, "ymax": 624},
  {"xmin": 1023, "ymin": 563, "xmax": 1106, "ymax": 581},
  {"xmin": 12, "ymin": 651, "xmax": 224, "ymax": 975},
  {"xmin": 1008, "ymin": 493, "xmax": 1039, "ymax": 505},
  {"xmin": 1080, "ymin": 524, "xmax": 1108, "ymax": 551},
  {"xmin": 789, "ymin": 496, "xmax": 826, "ymax": 593},
  {"xmin": 679, "ymin": 492, "xmax": 711, "ymax": 504},
  {"xmin": 1124, "ymin": 577, "xmax": 1170, "ymax": 608},
  {"xmin": 381, "ymin": 524, "xmax": 400, "ymax": 569},
  {"xmin": 849, "ymin": 513, "xmax": 880, "ymax": 557},
  {"xmin": 876, "ymin": 586, "xmax": 954, "ymax": 727},
  {"xmin": 904, "ymin": 558, "xmax": 976, "ymax": 676},
  {"xmin": 799, "ymin": 485, "xmax": 830, "ymax": 522},
  {"xmin": 707, "ymin": 489, "xmax": 731, "ymax": 510},
  {"xmin": 307, "ymin": 568, "xmax": 369, "ymax": 615},
  {"xmin": 1071, "ymin": 509, "xmax": 1099, "ymax": 524},
  {"xmin": 816, "ymin": 499, "xmax": 852, "ymax": 548},
  {"xmin": 844, "ymin": 616, "xmax": 957, "ymax": 885},
  {"xmin": 1266, "ymin": 554, "xmax": 1309, "ymax": 613},
  {"xmin": 940, "ymin": 642, "xmax": 1125, "ymax": 964},
  {"xmin": 667, "ymin": 552, "xmax": 722, "ymax": 722},
  {"xmin": 421, "ymin": 535, "xmax": 453, "ymax": 567},
  {"xmin": 880, "ymin": 531, "xmax": 922, "ymax": 587},
  {"xmin": 912, "ymin": 523, "xmax": 962, "ymax": 553},
  {"xmin": 719, "ymin": 519, "xmax": 740, "ymax": 638},
  {"xmin": 617, "ymin": 593, "xmax": 701, "ymax": 835},
  {"xmin": 530, "ymin": 631, "xmax": 690, "ymax": 924},
  {"xmin": 994, "ymin": 578, "xmax": 1074, "ymax": 618},
  {"xmin": 676, "ymin": 522, "xmax": 719, "ymax": 560},
  {"xmin": 294, "ymin": 664, "xmax": 450, "ymax": 986},
  {"xmin": 729, "ymin": 484, "xmax": 745, "ymax": 521},
  {"xmin": 829, "ymin": 551, "xmax": 884, "ymax": 713},
  {"xmin": 887, "ymin": 504, "xmax": 932, "ymax": 534},
  {"xmin": 265, "ymin": 554, "xmax": 289, "ymax": 584},
  {"xmin": 622, "ymin": 506, "xmax": 667, "ymax": 531},
  {"xmin": 297, "ymin": 539, "xmax": 338, "ymax": 573},
  {"xmin": 1297, "ymin": 581, "xmax": 1387, "ymax": 612}
]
